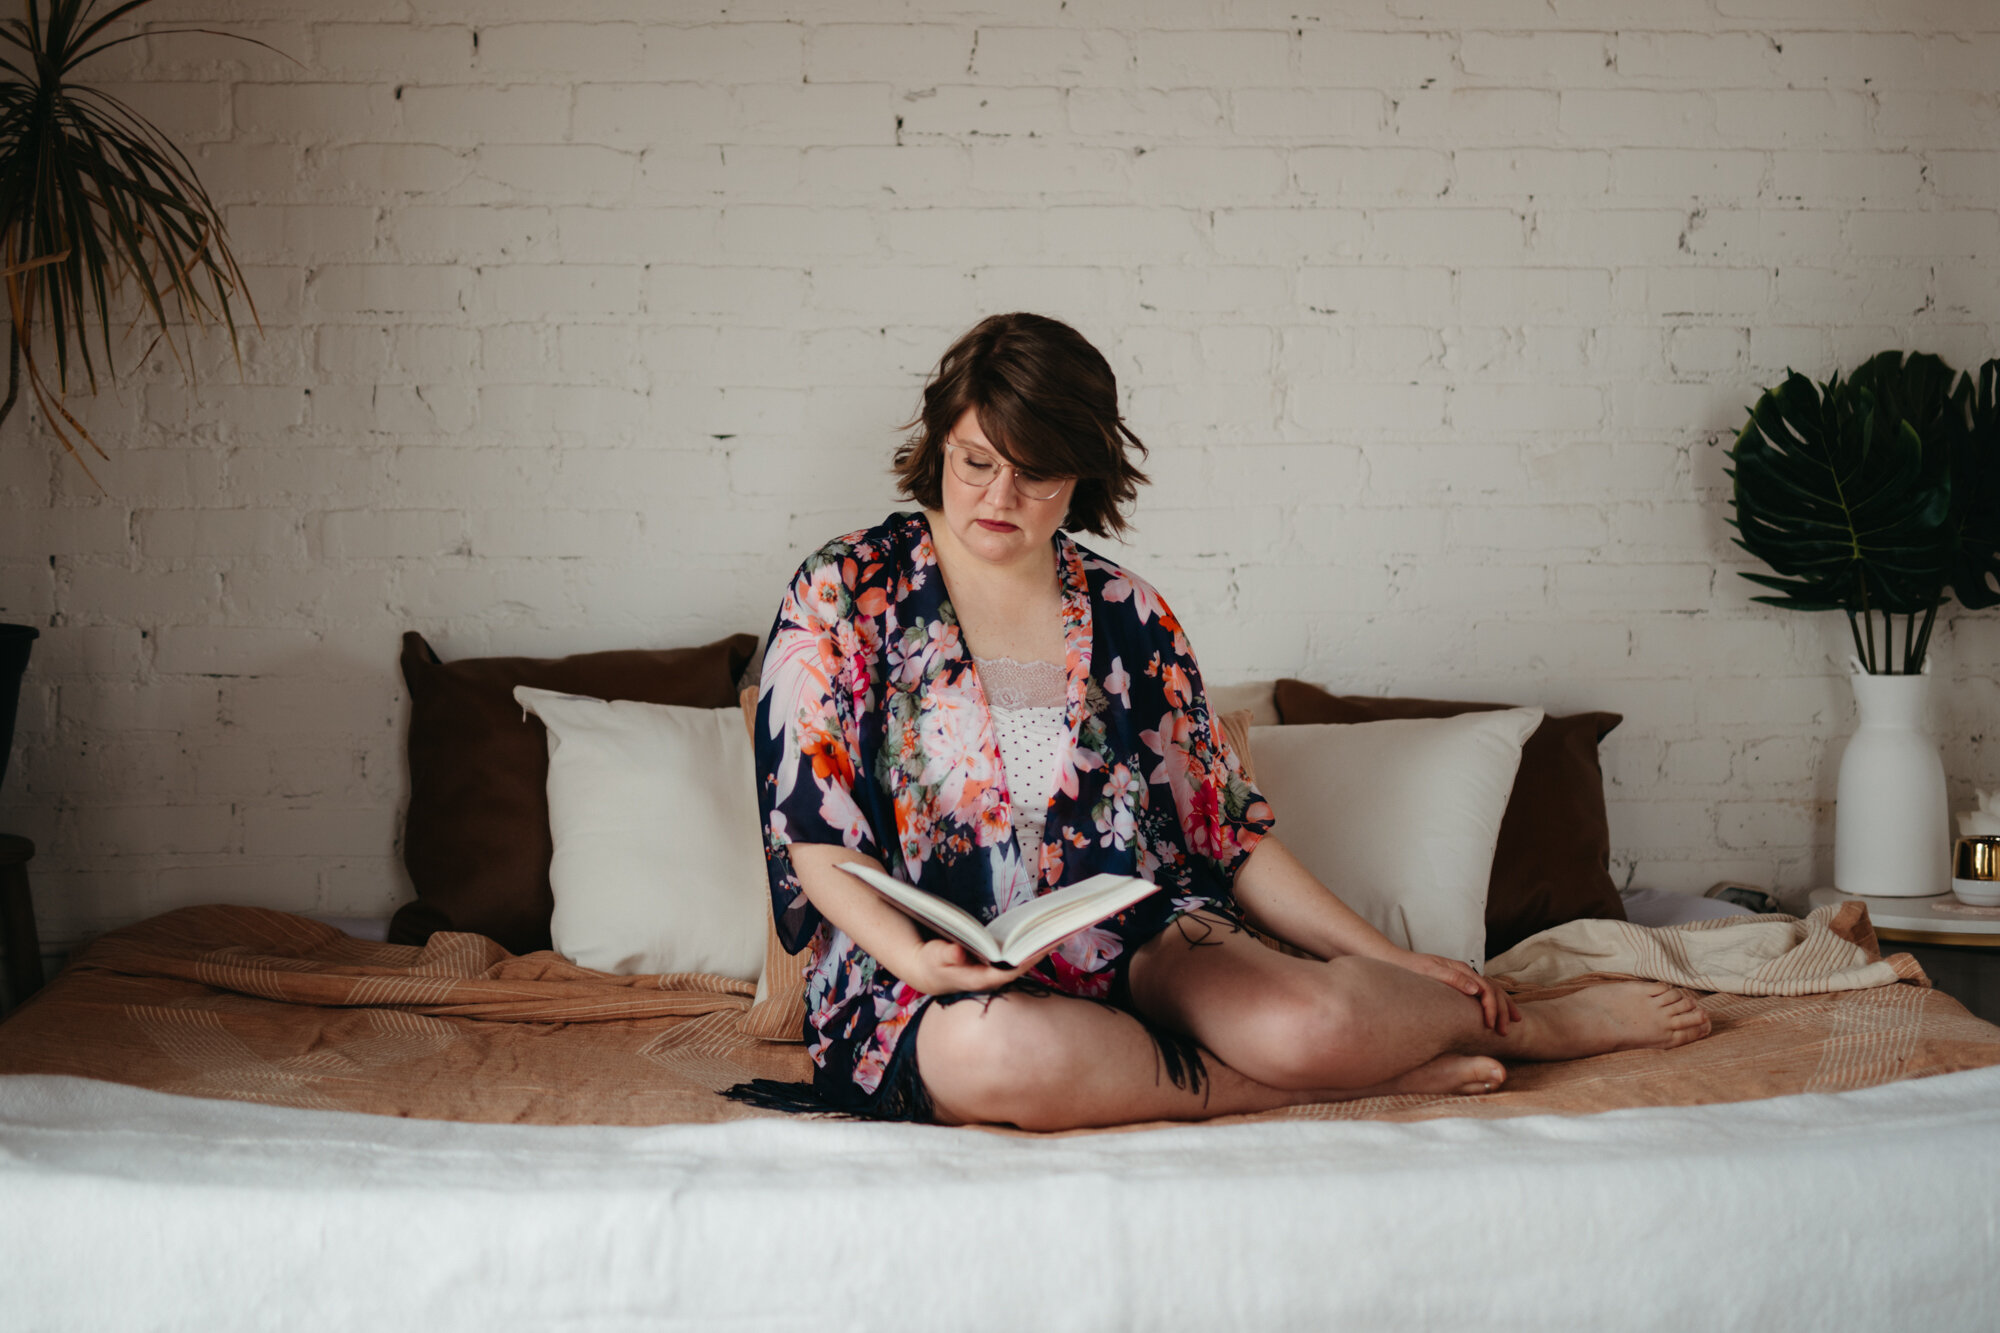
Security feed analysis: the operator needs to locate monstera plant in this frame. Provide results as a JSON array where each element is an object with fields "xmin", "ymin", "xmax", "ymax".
[
  {"xmin": 1728, "ymin": 350, "xmax": 2000, "ymax": 674},
  {"xmin": 0, "ymin": 0, "xmax": 273, "ymax": 473}
]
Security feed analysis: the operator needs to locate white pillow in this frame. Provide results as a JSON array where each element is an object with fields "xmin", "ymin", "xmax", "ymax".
[
  {"xmin": 1247, "ymin": 708, "xmax": 1542, "ymax": 970},
  {"xmin": 513, "ymin": 686, "xmax": 767, "ymax": 982}
]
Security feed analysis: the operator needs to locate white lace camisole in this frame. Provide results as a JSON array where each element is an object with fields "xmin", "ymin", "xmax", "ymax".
[{"xmin": 973, "ymin": 655, "xmax": 1067, "ymax": 867}]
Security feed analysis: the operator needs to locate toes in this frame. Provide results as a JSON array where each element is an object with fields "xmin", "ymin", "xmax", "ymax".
[
  {"xmin": 1438, "ymin": 1055, "xmax": 1507, "ymax": 1096},
  {"xmin": 1456, "ymin": 1056, "xmax": 1504, "ymax": 1088},
  {"xmin": 1465, "ymin": 1058, "xmax": 1506, "ymax": 1094},
  {"xmin": 1666, "ymin": 1009, "xmax": 1712, "ymax": 1046}
]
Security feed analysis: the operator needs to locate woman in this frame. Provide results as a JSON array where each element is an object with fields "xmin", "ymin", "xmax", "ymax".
[{"xmin": 747, "ymin": 313, "xmax": 1709, "ymax": 1130}]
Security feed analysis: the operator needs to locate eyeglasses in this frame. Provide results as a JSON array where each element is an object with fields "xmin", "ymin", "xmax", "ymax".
[{"xmin": 945, "ymin": 442, "xmax": 1071, "ymax": 502}]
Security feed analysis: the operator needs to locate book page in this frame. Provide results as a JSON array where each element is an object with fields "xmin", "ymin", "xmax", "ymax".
[
  {"xmin": 836, "ymin": 863, "xmax": 1004, "ymax": 963},
  {"xmin": 837, "ymin": 864, "xmax": 1161, "ymax": 969},
  {"xmin": 987, "ymin": 874, "xmax": 1161, "ymax": 965}
]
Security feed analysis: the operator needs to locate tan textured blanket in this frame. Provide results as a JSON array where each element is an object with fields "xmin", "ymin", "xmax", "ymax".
[{"xmin": 0, "ymin": 904, "xmax": 1995, "ymax": 1131}]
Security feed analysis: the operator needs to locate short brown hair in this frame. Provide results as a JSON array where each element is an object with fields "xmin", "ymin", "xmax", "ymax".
[{"xmin": 893, "ymin": 313, "xmax": 1150, "ymax": 538}]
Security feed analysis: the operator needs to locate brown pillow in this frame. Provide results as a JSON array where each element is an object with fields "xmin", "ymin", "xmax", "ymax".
[
  {"xmin": 737, "ymin": 686, "xmax": 807, "ymax": 1042},
  {"xmin": 391, "ymin": 630, "xmax": 758, "ymax": 955},
  {"xmin": 1272, "ymin": 679, "xmax": 1626, "ymax": 958}
]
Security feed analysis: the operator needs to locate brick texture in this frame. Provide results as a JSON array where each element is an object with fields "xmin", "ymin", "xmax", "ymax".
[{"xmin": 1, "ymin": 1, "xmax": 1997, "ymax": 943}]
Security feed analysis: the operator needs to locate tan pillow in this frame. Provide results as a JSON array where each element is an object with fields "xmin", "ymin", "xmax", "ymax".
[
  {"xmin": 1217, "ymin": 708, "xmax": 1258, "ymax": 783},
  {"xmin": 1208, "ymin": 681, "xmax": 1278, "ymax": 727},
  {"xmin": 737, "ymin": 687, "xmax": 806, "ymax": 1043}
]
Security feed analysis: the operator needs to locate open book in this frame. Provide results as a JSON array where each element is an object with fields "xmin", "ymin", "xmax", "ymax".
[{"xmin": 838, "ymin": 862, "xmax": 1162, "ymax": 968}]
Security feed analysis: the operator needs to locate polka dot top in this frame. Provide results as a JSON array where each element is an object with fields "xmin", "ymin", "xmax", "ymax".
[{"xmin": 975, "ymin": 656, "xmax": 1067, "ymax": 868}]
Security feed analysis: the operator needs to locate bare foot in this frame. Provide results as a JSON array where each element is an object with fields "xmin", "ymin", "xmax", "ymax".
[
  {"xmin": 1295, "ymin": 1053, "xmax": 1507, "ymax": 1107},
  {"xmin": 1384, "ymin": 1053, "xmax": 1507, "ymax": 1096},
  {"xmin": 1503, "ymin": 981, "xmax": 1711, "ymax": 1062}
]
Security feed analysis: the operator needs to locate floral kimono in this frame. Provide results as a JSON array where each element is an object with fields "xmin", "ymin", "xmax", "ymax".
[{"xmin": 754, "ymin": 510, "xmax": 1273, "ymax": 1108}]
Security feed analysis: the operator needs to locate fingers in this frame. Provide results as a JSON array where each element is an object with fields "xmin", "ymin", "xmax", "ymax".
[
  {"xmin": 1437, "ymin": 960, "xmax": 1510, "ymax": 1034},
  {"xmin": 916, "ymin": 940, "xmax": 1034, "ymax": 995},
  {"xmin": 936, "ymin": 968, "xmax": 1012, "ymax": 995},
  {"xmin": 1458, "ymin": 963, "xmax": 1514, "ymax": 1034},
  {"xmin": 947, "ymin": 953, "xmax": 1042, "ymax": 992},
  {"xmin": 1466, "ymin": 977, "xmax": 1508, "ymax": 1034},
  {"xmin": 1451, "ymin": 970, "xmax": 1495, "ymax": 1031},
  {"xmin": 1462, "ymin": 976, "xmax": 1499, "ymax": 1029},
  {"xmin": 1405, "ymin": 954, "xmax": 1503, "ymax": 1032},
  {"xmin": 1441, "ymin": 963, "xmax": 1480, "ymax": 996}
]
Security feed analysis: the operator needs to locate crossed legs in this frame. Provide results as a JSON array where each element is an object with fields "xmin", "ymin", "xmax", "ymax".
[{"xmin": 915, "ymin": 915, "xmax": 1711, "ymax": 1131}]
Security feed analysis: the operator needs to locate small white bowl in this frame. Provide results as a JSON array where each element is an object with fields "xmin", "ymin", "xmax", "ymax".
[{"xmin": 1951, "ymin": 877, "xmax": 2000, "ymax": 908}]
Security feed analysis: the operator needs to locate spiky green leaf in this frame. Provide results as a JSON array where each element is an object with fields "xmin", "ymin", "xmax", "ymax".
[
  {"xmin": 1954, "ymin": 359, "xmax": 2000, "ymax": 610},
  {"xmin": 1728, "ymin": 365, "xmax": 1953, "ymax": 618}
]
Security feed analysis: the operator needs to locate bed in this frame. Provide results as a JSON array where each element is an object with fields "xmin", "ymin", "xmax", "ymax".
[
  {"xmin": 5, "ymin": 1065, "xmax": 1998, "ymax": 1331},
  {"xmin": 2, "ymin": 899, "xmax": 1998, "ymax": 1331},
  {"xmin": 5, "ymin": 646, "xmax": 1998, "ymax": 1329}
]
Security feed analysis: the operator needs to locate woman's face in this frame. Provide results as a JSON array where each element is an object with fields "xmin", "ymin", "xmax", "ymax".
[{"xmin": 934, "ymin": 408, "xmax": 1077, "ymax": 570}]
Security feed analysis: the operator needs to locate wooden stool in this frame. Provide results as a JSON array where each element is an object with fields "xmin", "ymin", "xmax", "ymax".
[{"xmin": 0, "ymin": 834, "xmax": 41, "ymax": 1008}]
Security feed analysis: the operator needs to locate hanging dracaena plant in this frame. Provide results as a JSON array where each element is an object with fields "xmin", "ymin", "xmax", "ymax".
[
  {"xmin": 1727, "ymin": 350, "xmax": 2000, "ymax": 675},
  {"xmin": 0, "ymin": 0, "xmax": 285, "ymax": 476}
]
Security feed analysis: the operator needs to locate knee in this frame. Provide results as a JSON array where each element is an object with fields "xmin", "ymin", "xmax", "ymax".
[{"xmin": 1235, "ymin": 966, "xmax": 1370, "ymax": 1089}]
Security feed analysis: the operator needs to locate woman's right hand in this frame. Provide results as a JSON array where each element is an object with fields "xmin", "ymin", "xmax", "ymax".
[
  {"xmin": 786, "ymin": 843, "xmax": 1049, "ymax": 997},
  {"xmin": 899, "ymin": 939, "xmax": 1046, "ymax": 997}
]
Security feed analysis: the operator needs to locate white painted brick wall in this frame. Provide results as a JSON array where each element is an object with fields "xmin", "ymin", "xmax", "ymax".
[{"xmin": 1, "ymin": 0, "xmax": 1997, "ymax": 948}]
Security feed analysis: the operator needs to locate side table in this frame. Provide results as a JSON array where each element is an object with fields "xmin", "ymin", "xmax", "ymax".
[
  {"xmin": 0, "ymin": 834, "xmax": 41, "ymax": 1009},
  {"xmin": 1808, "ymin": 887, "xmax": 2000, "ymax": 1025}
]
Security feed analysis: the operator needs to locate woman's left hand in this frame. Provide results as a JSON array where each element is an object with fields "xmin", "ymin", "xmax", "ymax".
[{"xmin": 1391, "ymin": 951, "xmax": 1520, "ymax": 1034}]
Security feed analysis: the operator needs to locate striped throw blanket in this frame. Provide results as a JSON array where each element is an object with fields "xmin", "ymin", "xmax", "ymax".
[{"xmin": 1487, "ymin": 900, "xmax": 1923, "ymax": 994}]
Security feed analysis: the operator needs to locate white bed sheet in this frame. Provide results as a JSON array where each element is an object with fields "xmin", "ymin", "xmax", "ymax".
[{"xmin": 4, "ymin": 1069, "xmax": 1998, "ymax": 1332}]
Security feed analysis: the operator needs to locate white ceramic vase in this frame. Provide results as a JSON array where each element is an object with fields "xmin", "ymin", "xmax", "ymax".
[{"xmin": 1833, "ymin": 661, "xmax": 1950, "ymax": 898}]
